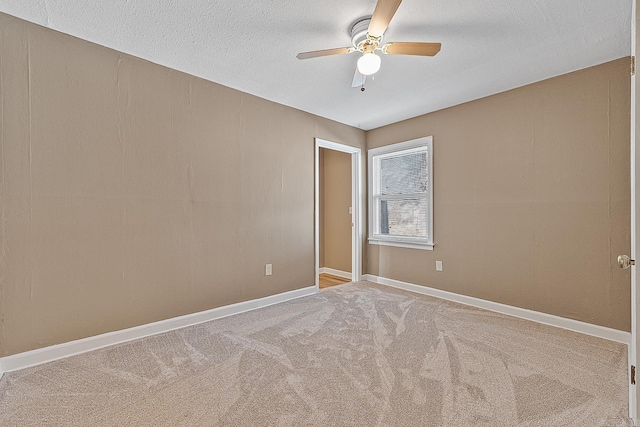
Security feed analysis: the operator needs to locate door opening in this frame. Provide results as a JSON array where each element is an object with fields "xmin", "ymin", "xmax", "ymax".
[{"xmin": 314, "ymin": 139, "xmax": 362, "ymax": 291}]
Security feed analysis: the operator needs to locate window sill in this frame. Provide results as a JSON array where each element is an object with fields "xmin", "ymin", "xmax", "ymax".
[{"xmin": 368, "ymin": 238, "xmax": 434, "ymax": 251}]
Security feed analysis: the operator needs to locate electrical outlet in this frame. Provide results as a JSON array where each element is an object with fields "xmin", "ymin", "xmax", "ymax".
[
  {"xmin": 436, "ymin": 261, "xmax": 443, "ymax": 271},
  {"xmin": 265, "ymin": 264, "xmax": 272, "ymax": 276}
]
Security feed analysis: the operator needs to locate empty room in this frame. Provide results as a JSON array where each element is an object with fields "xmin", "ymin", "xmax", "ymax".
[{"xmin": 0, "ymin": 0, "xmax": 639, "ymax": 425}]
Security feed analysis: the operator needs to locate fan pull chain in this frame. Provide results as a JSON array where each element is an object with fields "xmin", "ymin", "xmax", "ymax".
[{"xmin": 361, "ymin": 74, "xmax": 374, "ymax": 92}]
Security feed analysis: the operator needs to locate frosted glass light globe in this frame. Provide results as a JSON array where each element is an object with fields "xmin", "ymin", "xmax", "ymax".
[{"xmin": 357, "ymin": 52, "xmax": 381, "ymax": 76}]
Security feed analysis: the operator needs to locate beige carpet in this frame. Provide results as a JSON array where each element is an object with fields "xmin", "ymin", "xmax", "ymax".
[{"xmin": 0, "ymin": 282, "xmax": 631, "ymax": 426}]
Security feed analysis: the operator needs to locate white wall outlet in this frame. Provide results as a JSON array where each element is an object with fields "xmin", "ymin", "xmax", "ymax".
[
  {"xmin": 435, "ymin": 261, "xmax": 443, "ymax": 271},
  {"xmin": 265, "ymin": 264, "xmax": 272, "ymax": 276},
  {"xmin": 349, "ymin": 207, "xmax": 352, "ymax": 215}
]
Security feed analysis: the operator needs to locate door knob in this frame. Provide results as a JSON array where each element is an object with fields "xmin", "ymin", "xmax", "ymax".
[{"xmin": 618, "ymin": 254, "xmax": 635, "ymax": 269}]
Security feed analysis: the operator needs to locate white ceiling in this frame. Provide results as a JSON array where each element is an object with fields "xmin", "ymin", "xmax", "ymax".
[{"xmin": 1, "ymin": 0, "xmax": 633, "ymax": 130}]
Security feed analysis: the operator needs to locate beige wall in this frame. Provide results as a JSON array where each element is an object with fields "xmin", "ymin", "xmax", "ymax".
[
  {"xmin": 0, "ymin": 13, "xmax": 365, "ymax": 356},
  {"xmin": 320, "ymin": 148, "xmax": 352, "ymax": 272},
  {"xmin": 0, "ymin": 13, "xmax": 632, "ymax": 358},
  {"xmin": 366, "ymin": 58, "xmax": 631, "ymax": 332}
]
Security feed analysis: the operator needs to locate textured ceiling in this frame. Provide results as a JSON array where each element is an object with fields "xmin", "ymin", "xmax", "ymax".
[{"xmin": 1, "ymin": 0, "xmax": 633, "ymax": 130}]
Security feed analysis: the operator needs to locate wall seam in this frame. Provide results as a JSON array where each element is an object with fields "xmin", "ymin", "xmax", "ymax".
[
  {"xmin": 532, "ymin": 89, "xmax": 538, "ymax": 313},
  {"xmin": 0, "ymin": 16, "xmax": 5, "ymax": 356},
  {"xmin": 607, "ymin": 74, "xmax": 614, "ymax": 329},
  {"xmin": 27, "ymin": 27, "xmax": 34, "ymax": 347}
]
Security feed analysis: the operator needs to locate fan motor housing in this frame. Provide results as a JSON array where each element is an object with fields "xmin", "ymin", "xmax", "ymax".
[{"xmin": 350, "ymin": 18, "xmax": 379, "ymax": 48}]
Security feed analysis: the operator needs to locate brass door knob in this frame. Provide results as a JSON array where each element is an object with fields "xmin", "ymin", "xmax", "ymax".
[{"xmin": 617, "ymin": 255, "xmax": 635, "ymax": 269}]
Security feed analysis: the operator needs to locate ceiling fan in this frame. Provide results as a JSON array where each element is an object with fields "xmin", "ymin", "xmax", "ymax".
[{"xmin": 296, "ymin": 0, "xmax": 441, "ymax": 89}]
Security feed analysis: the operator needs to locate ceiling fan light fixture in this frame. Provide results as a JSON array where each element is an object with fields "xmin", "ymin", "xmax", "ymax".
[
  {"xmin": 357, "ymin": 52, "xmax": 381, "ymax": 76},
  {"xmin": 295, "ymin": 0, "xmax": 442, "ymax": 85}
]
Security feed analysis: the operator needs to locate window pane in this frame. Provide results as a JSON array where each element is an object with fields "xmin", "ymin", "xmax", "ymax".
[
  {"xmin": 378, "ymin": 198, "xmax": 428, "ymax": 238},
  {"xmin": 380, "ymin": 151, "xmax": 427, "ymax": 195}
]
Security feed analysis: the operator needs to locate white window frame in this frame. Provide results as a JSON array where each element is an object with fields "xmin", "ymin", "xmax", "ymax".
[{"xmin": 368, "ymin": 136, "xmax": 434, "ymax": 250}]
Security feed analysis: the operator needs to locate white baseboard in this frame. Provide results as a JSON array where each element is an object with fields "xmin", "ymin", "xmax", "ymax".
[
  {"xmin": 319, "ymin": 267, "xmax": 352, "ymax": 280},
  {"xmin": 0, "ymin": 285, "xmax": 317, "ymax": 374},
  {"xmin": 363, "ymin": 274, "xmax": 630, "ymax": 345}
]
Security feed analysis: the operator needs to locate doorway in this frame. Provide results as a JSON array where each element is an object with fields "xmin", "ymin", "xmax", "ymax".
[
  {"xmin": 319, "ymin": 147, "xmax": 352, "ymax": 288},
  {"xmin": 314, "ymin": 139, "xmax": 362, "ymax": 291}
]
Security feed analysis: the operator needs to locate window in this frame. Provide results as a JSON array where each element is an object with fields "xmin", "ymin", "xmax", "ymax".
[{"xmin": 368, "ymin": 136, "xmax": 433, "ymax": 250}]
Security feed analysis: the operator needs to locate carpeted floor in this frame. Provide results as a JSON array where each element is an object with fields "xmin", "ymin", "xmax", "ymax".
[{"xmin": 0, "ymin": 282, "xmax": 632, "ymax": 426}]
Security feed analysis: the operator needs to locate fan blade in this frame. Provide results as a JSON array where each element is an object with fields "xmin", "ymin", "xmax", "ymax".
[
  {"xmin": 351, "ymin": 67, "xmax": 366, "ymax": 88},
  {"xmin": 296, "ymin": 47, "xmax": 352, "ymax": 60},
  {"xmin": 383, "ymin": 42, "xmax": 441, "ymax": 56},
  {"xmin": 368, "ymin": 0, "xmax": 403, "ymax": 38}
]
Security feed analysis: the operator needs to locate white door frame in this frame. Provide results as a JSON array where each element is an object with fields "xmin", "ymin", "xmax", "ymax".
[
  {"xmin": 632, "ymin": 0, "xmax": 639, "ymax": 423},
  {"xmin": 314, "ymin": 138, "xmax": 363, "ymax": 291}
]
